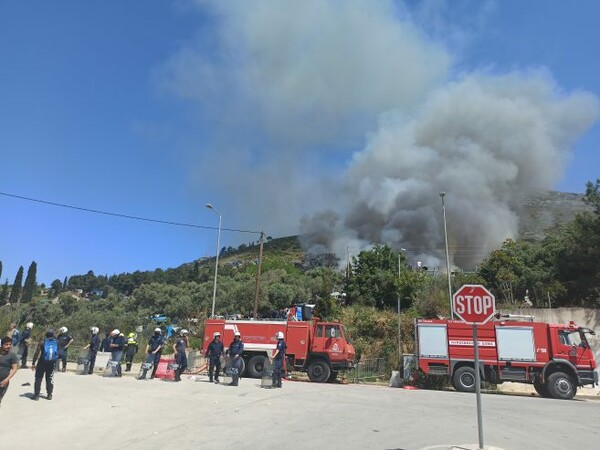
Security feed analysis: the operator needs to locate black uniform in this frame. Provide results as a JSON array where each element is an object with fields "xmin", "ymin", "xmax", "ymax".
[
  {"xmin": 272, "ymin": 339, "xmax": 287, "ymax": 388},
  {"xmin": 140, "ymin": 334, "xmax": 164, "ymax": 380},
  {"xmin": 88, "ymin": 334, "xmax": 100, "ymax": 374},
  {"xmin": 227, "ymin": 338, "xmax": 244, "ymax": 386},
  {"xmin": 174, "ymin": 337, "xmax": 188, "ymax": 382},
  {"xmin": 57, "ymin": 332, "xmax": 73, "ymax": 372},
  {"xmin": 32, "ymin": 337, "xmax": 57, "ymax": 400},
  {"xmin": 19, "ymin": 329, "xmax": 32, "ymax": 368},
  {"xmin": 206, "ymin": 339, "xmax": 224, "ymax": 383}
]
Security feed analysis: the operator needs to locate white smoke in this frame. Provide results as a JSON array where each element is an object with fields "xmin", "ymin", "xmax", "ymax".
[{"xmin": 157, "ymin": 0, "xmax": 598, "ymax": 267}]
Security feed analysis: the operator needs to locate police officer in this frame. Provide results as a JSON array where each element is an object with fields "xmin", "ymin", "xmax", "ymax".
[
  {"xmin": 19, "ymin": 322, "xmax": 34, "ymax": 368},
  {"xmin": 271, "ymin": 331, "xmax": 287, "ymax": 388},
  {"xmin": 83, "ymin": 326, "xmax": 100, "ymax": 374},
  {"xmin": 140, "ymin": 328, "xmax": 164, "ymax": 380},
  {"xmin": 109, "ymin": 329, "xmax": 126, "ymax": 377},
  {"xmin": 205, "ymin": 332, "xmax": 224, "ymax": 383},
  {"xmin": 227, "ymin": 331, "xmax": 244, "ymax": 386},
  {"xmin": 124, "ymin": 332, "xmax": 138, "ymax": 372},
  {"xmin": 173, "ymin": 329, "xmax": 189, "ymax": 382},
  {"xmin": 56, "ymin": 326, "xmax": 74, "ymax": 372}
]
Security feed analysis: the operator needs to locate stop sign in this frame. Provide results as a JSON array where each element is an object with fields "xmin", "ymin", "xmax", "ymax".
[{"xmin": 452, "ymin": 284, "xmax": 496, "ymax": 324}]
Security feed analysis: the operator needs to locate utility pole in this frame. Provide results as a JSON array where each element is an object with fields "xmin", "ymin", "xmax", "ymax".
[{"xmin": 253, "ymin": 231, "xmax": 265, "ymax": 319}]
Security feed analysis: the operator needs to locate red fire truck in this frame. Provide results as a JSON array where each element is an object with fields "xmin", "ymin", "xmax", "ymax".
[
  {"xmin": 416, "ymin": 315, "xmax": 597, "ymax": 399},
  {"xmin": 202, "ymin": 316, "xmax": 356, "ymax": 382}
]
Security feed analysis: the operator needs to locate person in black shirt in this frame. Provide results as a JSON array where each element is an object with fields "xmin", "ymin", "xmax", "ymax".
[
  {"xmin": 100, "ymin": 332, "xmax": 111, "ymax": 352},
  {"xmin": 84, "ymin": 327, "xmax": 100, "ymax": 374},
  {"xmin": 227, "ymin": 331, "xmax": 244, "ymax": 386},
  {"xmin": 0, "ymin": 336, "xmax": 19, "ymax": 405},
  {"xmin": 56, "ymin": 327, "xmax": 74, "ymax": 372},
  {"xmin": 205, "ymin": 332, "xmax": 224, "ymax": 384},
  {"xmin": 109, "ymin": 329, "xmax": 125, "ymax": 377},
  {"xmin": 31, "ymin": 329, "xmax": 58, "ymax": 401},
  {"xmin": 271, "ymin": 331, "xmax": 287, "ymax": 388},
  {"xmin": 173, "ymin": 329, "xmax": 189, "ymax": 382},
  {"xmin": 139, "ymin": 328, "xmax": 164, "ymax": 380}
]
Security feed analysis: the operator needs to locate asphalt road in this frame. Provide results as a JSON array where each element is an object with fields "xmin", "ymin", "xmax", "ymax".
[{"xmin": 2, "ymin": 368, "xmax": 599, "ymax": 450}]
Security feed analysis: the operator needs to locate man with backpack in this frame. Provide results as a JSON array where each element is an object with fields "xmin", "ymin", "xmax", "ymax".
[{"xmin": 31, "ymin": 329, "xmax": 58, "ymax": 401}]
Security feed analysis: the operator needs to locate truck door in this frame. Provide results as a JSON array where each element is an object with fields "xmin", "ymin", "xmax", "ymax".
[{"xmin": 555, "ymin": 329, "xmax": 594, "ymax": 368}]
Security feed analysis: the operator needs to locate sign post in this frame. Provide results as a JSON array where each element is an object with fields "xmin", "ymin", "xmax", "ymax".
[{"xmin": 452, "ymin": 284, "xmax": 496, "ymax": 450}]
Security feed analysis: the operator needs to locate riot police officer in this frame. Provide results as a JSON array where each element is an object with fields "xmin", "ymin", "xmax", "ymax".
[
  {"xmin": 271, "ymin": 331, "xmax": 286, "ymax": 388},
  {"xmin": 84, "ymin": 326, "xmax": 100, "ymax": 374},
  {"xmin": 173, "ymin": 329, "xmax": 189, "ymax": 382},
  {"xmin": 205, "ymin": 332, "xmax": 224, "ymax": 383},
  {"xmin": 227, "ymin": 331, "xmax": 244, "ymax": 386},
  {"xmin": 139, "ymin": 328, "xmax": 164, "ymax": 380}
]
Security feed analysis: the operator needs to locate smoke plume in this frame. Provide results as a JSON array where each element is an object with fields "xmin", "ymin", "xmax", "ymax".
[{"xmin": 158, "ymin": 0, "xmax": 598, "ymax": 268}]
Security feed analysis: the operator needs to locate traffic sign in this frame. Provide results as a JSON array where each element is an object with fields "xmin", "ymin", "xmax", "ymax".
[{"xmin": 452, "ymin": 284, "xmax": 496, "ymax": 324}]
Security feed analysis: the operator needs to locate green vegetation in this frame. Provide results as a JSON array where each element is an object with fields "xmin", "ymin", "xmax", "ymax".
[{"xmin": 1, "ymin": 181, "xmax": 599, "ymax": 372}]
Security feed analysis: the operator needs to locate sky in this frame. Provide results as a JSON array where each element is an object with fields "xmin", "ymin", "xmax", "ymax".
[{"xmin": 1, "ymin": 0, "xmax": 599, "ymax": 285}]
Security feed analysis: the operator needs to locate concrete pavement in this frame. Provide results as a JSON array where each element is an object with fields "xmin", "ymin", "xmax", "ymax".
[{"xmin": 1, "ymin": 368, "xmax": 599, "ymax": 450}]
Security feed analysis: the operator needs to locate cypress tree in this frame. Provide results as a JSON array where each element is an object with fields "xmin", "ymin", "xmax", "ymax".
[
  {"xmin": 22, "ymin": 261, "xmax": 37, "ymax": 303},
  {"xmin": 0, "ymin": 260, "xmax": 3, "ymax": 281},
  {"xmin": 0, "ymin": 279, "xmax": 8, "ymax": 304},
  {"xmin": 9, "ymin": 266, "xmax": 24, "ymax": 304}
]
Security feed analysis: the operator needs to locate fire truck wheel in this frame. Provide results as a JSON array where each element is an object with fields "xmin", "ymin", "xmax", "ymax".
[
  {"xmin": 452, "ymin": 366, "xmax": 477, "ymax": 392},
  {"xmin": 533, "ymin": 380, "xmax": 550, "ymax": 398},
  {"xmin": 307, "ymin": 360, "xmax": 331, "ymax": 383},
  {"xmin": 247, "ymin": 355, "xmax": 267, "ymax": 378},
  {"xmin": 547, "ymin": 372, "xmax": 577, "ymax": 400}
]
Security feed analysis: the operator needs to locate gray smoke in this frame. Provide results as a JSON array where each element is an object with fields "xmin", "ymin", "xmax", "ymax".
[{"xmin": 157, "ymin": 1, "xmax": 598, "ymax": 267}]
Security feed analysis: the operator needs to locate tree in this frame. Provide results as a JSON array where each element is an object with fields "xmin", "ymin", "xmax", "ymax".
[
  {"xmin": 22, "ymin": 261, "xmax": 37, "ymax": 303},
  {"xmin": 49, "ymin": 279, "xmax": 63, "ymax": 298},
  {"xmin": 9, "ymin": 266, "xmax": 24, "ymax": 304},
  {"xmin": 0, "ymin": 279, "xmax": 8, "ymax": 304},
  {"xmin": 0, "ymin": 260, "xmax": 2, "ymax": 281}
]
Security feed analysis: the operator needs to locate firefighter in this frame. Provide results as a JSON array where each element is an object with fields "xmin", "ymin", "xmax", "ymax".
[
  {"xmin": 173, "ymin": 329, "xmax": 189, "ymax": 382},
  {"xmin": 124, "ymin": 332, "xmax": 138, "ymax": 372},
  {"xmin": 226, "ymin": 331, "xmax": 244, "ymax": 386},
  {"xmin": 271, "ymin": 331, "xmax": 287, "ymax": 388},
  {"xmin": 205, "ymin": 331, "xmax": 224, "ymax": 383},
  {"xmin": 83, "ymin": 326, "xmax": 100, "ymax": 374},
  {"xmin": 140, "ymin": 328, "xmax": 164, "ymax": 380}
]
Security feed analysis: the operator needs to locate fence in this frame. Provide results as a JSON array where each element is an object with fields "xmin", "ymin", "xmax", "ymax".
[{"xmin": 347, "ymin": 358, "xmax": 388, "ymax": 383}]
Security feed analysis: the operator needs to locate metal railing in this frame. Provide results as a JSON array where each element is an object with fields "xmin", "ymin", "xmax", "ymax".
[{"xmin": 347, "ymin": 358, "xmax": 387, "ymax": 383}]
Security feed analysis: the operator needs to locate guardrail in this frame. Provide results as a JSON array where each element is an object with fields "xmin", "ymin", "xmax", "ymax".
[{"xmin": 347, "ymin": 358, "xmax": 387, "ymax": 383}]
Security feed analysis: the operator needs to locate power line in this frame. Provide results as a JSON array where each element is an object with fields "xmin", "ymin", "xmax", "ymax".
[{"xmin": 0, "ymin": 191, "xmax": 261, "ymax": 235}]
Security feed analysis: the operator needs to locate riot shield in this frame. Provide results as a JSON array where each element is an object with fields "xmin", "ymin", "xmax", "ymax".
[
  {"xmin": 103, "ymin": 359, "xmax": 119, "ymax": 377},
  {"xmin": 222, "ymin": 355, "xmax": 233, "ymax": 384},
  {"xmin": 76, "ymin": 349, "xmax": 90, "ymax": 375},
  {"xmin": 137, "ymin": 354, "xmax": 154, "ymax": 380},
  {"xmin": 261, "ymin": 357, "xmax": 275, "ymax": 388}
]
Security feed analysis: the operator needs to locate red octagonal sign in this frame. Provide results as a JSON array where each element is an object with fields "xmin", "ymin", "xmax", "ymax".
[{"xmin": 452, "ymin": 284, "xmax": 496, "ymax": 324}]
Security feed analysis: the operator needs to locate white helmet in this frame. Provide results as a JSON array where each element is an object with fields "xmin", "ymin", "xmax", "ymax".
[
  {"xmin": 276, "ymin": 331, "xmax": 284, "ymax": 339},
  {"xmin": 60, "ymin": 326, "xmax": 68, "ymax": 334},
  {"xmin": 234, "ymin": 331, "xmax": 241, "ymax": 337},
  {"xmin": 111, "ymin": 329, "xmax": 120, "ymax": 336},
  {"xmin": 180, "ymin": 329, "xmax": 189, "ymax": 335},
  {"xmin": 26, "ymin": 322, "xmax": 34, "ymax": 329},
  {"xmin": 91, "ymin": 327, "xmax": 99, "ymax": 334},
  {"xmin": 154, "ymin": 327, "xmax": 162, "ymax": 333},
  {"xmin": 213, "ymin": 332, "xmax": 221, "ymax": 338}
]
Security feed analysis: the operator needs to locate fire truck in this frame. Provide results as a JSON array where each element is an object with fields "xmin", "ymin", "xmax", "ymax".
[
  {"xmin": 416, "ymin": 315, "xmax": 598, "ymax": 399},
  {"xmin": 202, "ymin": 311, "xmax": 355, "ymax": 382}
]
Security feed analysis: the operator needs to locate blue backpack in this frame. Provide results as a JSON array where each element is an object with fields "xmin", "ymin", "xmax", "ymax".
[{"xmin": 44, "ymin": 338, "xmax": 58, "ymax": 361}]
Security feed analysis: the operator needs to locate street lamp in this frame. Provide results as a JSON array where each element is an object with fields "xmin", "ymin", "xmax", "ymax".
[
  {"xmin": 439, "ymin": 192, "xmax": 454, "ymax": 319},
  {"xmin": 398, "ymin": 248, "xmax": 406, "ymax": 378},
  {"xmin": 206, "ymin": 203, "xmax": 222, "ymax": 318}
]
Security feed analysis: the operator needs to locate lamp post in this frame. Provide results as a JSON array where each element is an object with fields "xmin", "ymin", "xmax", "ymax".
[
  {"xmin": 398, "ymin": 248, "xmax": 406, "ymax": 378},
  {"xmin": 439, "ymin": 192, "xmax": 454, "ymax": 319},
  {"xmin": 206, "ymin": 203, "xmax": 222, "ymax": 318}
]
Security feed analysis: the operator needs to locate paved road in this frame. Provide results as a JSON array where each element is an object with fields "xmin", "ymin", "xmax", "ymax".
[{"xmin": 2, "ymin": 368, "xmax": 599, "ymax": 450}]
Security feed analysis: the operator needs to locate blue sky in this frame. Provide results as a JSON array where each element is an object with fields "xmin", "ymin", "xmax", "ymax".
[{"xmin": 1, "ymin": 0, "xmax": 599, "ymax": 285}]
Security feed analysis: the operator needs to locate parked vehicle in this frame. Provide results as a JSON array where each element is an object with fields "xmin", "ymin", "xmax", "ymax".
[
  {"xmin": 416, "ymin": 315, "xmax": 598, "ymax": 399},
  {"xmin": 202, "ymin": 308, "xmax": 355, "ymax": 382}
]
